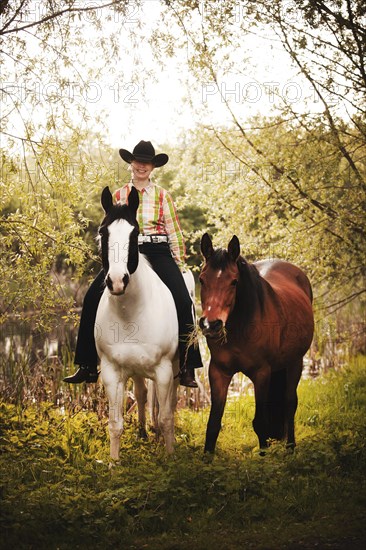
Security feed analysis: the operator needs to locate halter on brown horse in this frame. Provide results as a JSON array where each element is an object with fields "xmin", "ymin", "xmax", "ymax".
[{"xmin": 199, "ymin": 233, "xmax": 314, "ymax": 454}]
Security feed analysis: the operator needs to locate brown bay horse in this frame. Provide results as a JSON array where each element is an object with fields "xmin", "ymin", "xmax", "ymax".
[{"xmin": 199, "ymin": 233, "xmax": 314, "ymax": 454}]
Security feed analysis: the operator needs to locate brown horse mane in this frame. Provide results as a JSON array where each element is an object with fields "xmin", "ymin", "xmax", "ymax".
[
  {"xmin": 235, "ymin": 255, "xmax": 265, "ymax": 324},
  {"xmin": 209, "ymin": 249, "xmax": 265, "ymax": 329}
]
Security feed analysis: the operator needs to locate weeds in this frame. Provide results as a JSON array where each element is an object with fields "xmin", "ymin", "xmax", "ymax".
[{"xmin": 0, "ymin": 357, "xmax": 366, "ymax": 549}]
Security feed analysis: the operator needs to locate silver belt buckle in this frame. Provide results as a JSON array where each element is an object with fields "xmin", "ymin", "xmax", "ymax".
[{"xmin": 138, "ymin": 234, "xmax": 167, "ymax": 244}]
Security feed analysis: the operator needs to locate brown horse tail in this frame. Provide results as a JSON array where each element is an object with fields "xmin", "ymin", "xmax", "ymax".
[
  {"xmin": 309, "ymin": 282, "xmax": 313, "ymax": 303},
  {"xmin": 296, "ymin": 272, "xmax": 313, "ymax": 303}
]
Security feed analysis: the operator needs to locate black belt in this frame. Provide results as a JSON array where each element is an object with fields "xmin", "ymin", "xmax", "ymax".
[{"xmin": 138, "ymin": 235, "xmax": 168, "ymax": 244}]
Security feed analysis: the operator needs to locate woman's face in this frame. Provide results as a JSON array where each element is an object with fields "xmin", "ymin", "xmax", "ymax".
[{"xmin": 131, "ymin": 160, "xmax": 154, "ymax": 183}]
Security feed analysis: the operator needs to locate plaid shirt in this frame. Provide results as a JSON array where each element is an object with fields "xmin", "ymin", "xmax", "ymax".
[{"xmin": 113, "ymin": 181, "xmax": 186, "ymax": 267}]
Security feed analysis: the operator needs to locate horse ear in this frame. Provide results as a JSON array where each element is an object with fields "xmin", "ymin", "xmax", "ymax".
[
  {"xmin": 101, "ymin": 186, "xmax": 113, "ymax": 213},
  {"xmin": 201, "ymin": 233, "xmax": 214, "ymax": 260},
  {"xmin": 228, "ymin": 235, "xmax": 240, "ymax": 262},
  {"xmin": 128, "ymin": 186, "xmax": 139, "ymax": 217}
]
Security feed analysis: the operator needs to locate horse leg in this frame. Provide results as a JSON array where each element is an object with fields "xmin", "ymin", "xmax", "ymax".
[
  {"xmin": 251, "ymin": 365, "xmax": 271, "ymax": 453},
  {"xmin": 285, "ymin": 359, "xmax": 303, "ymax": 449},
  {"xmin": 146, "ymin": 379, "xmax": 159, "ymax": 434},
  {"xmin": 204, "ymin": 363, "xmax": 231, "ymax": 454},
  {"xmin": 171, "ymin": 358, "xmax": 180, "ymax": 411},
  {"xmin": 102, "ymin": 364, "xmax": 126, "ymax": 462},
  {"xmin": 267, "ymin": 369, "xmax": 287, "ymax": 440},
  {"xmin": 154, "ymin": 361, "xmax": 176, "ymax": 454},
  {"xmin": 133, "ymin": 375, "xmax": 148, "ymax": 439}
]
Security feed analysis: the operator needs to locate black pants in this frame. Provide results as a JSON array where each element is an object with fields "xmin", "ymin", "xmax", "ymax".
[{"xmin": 74, "ymin": 242, "xmax": 202, "ymax": 370}]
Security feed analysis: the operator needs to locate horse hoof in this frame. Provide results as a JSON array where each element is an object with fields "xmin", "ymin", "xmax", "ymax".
[
  {"xmin": 108, "ymin": 460, "xmax": 121, "ymax": 470},
  {"xmin": 203, "ymin": 451, "xmax": 214, "ymax": 463}
]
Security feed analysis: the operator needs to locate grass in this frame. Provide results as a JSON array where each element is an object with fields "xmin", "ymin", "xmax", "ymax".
[{"xmin": 0, "ymin": 357, "xmax": 365, "ymax": 549}]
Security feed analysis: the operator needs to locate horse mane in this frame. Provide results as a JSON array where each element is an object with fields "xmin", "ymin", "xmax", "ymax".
[
  {"xmin": 235, "ymin": 256, "xmax": 265, "ymax": 323},
  {"xmin": 208, "ymin": 248, "xmax": 232, "ymax": 270},
  {"xmin": 209, "ymin": 248, "xmax": 265, "ymax": 328},
  {"xmin": 100, "ymin": 203, "xmax": 139, "ymax": 231}
]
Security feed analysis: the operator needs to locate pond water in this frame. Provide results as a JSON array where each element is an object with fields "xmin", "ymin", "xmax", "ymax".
[
  {"xmin": 0, "ymin": 316, "xmax": 80, "ymax": 397},
  {"xmin": 0, "ymin": 314, "xmax": 320, "ymax": 398},
  {"xmin": 0, "ymin": 317, "xmax": 78, "ymax": 363}
]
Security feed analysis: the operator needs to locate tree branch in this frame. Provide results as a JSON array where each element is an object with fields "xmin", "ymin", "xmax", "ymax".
[
  {"xmin": 0, "ymin": 1, "xmax": 126, "ymax": 35},
  {"xmin": 275, "ymin": 17, "xmax": 366, "ymax": 192},
  {"xmin": 317, "ymin": 289, "xmax": 366, "ymax": 314},
  {"xmin": 0, "ymin": 218, "xmax": 95, "ymax": 258}
]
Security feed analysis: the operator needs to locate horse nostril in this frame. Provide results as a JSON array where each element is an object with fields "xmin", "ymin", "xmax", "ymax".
[
  {"xmin": 199, "ymin": 317, "xmax": 209, "ymax": 330},
  {"xmin": 211, "ymin": 319, "xmax": 223, "ymax": 332},
  {"xmin": 199, "ymin": 317, "xmax": 223, "ymax": 333},
  {"xmin": 106, "ymin": 273, "xmax": 130, "ymax": 294}
]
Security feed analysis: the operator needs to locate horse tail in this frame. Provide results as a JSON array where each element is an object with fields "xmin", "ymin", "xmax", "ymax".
[
  {"xmin": 296, "ymin": 271, "xmax": 313, "ymax": 304},
  {"xmin": 267, "ymin": 369, "xmax": 287, "ymax": 440}
]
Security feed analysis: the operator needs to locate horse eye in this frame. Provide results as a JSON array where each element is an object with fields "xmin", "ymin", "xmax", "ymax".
[
  {"xmin": 199, "ymin": 277, "xmax": 204, "ymax": 286},
  {"xmin": 231, "ymin": 279, "xmax": 238, "ymax": 287}
]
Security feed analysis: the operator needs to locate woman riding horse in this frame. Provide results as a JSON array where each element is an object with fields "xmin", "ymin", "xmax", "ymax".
[{"xmin": 64, "ymin": 140, "xmax": 202, "ymax": 388}]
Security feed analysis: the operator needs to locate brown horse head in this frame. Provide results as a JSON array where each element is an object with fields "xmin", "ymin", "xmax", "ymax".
[{"xmin": 199, "ymin": 233, "xmax": 242, "ymax": 338}]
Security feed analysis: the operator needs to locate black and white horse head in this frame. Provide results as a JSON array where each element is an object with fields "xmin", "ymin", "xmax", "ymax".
[{"xmin": 98, "ymin": 186, "xmax": 140, "ymax": 296}]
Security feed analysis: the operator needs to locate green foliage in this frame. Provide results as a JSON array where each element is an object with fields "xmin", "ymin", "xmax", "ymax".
[
  {"xmin": 0, "ymin": 130, "xmax": 116, "ymax": 326},
  {"xmin": 0, "ymin": 0, "xmax": 146, "ymax": 326},
  {"xmin": 172, "ymin": 120, "xmax": 365, "ymax": 296},
  {"xmin": 1, "ymin": 0, "xmax": 364, "ymax": 355},
  {"xmin": 167, "ymin": 119, "xmax": 365, "ymax": 357},
  {"xmin": 1, "ymin": 357, "xmax": 365, "ymax": 549}
]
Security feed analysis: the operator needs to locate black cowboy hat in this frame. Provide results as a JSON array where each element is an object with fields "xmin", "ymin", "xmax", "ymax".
[{"xmin": 119, "ymin": 140, "xmax": 169, "ymax": 167}]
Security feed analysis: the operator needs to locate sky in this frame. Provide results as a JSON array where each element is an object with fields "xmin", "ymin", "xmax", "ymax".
[
  {"xmin": 1, "ymin": 0, "xmax": 316, "ymax": 154},
  {"xmin": 88, "ymin": 0, "xmax": 304, "ymax": 149},
  {"xmin": 102, "ymin": 1, "xmax": 202, "ymax": 147}
]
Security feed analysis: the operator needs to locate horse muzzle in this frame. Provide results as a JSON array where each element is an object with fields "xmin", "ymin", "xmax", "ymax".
[
  {"xmin": 199, "ymin": 317, "xmax": 224, "ymax": 338},
  {"xmin": 106, "ymin": 273, "xmax": 130, "ymax": 296}
]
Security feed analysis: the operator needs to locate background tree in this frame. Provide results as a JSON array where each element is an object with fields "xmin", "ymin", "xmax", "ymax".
[
  {"xmin": 154, "ymin": 0, "xmax": 365, "ymax": 355},
  {"xmin": 0, "ymin": 1, "xmax": 140, "ymax": 323}
]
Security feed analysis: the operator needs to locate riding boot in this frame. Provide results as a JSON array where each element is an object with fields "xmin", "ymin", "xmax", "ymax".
[
  {"xmin": 64, "ymin": 271, "xmax": 105, "ymax": 385},
  {"xmin": 179, "ymin": 366, "xmax": 198, "ymax": 388},
  {"xmin": 63, "ymin": 365, "xmax": 99, "ymax": 384},
  {"xmin": 178, "ymin": 342, "xmax": 201, "ymax": 388}
]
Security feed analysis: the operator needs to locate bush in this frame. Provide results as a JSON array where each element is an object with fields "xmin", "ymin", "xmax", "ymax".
[{"xmin": 0, "ymin": 357, "xmax": 365, "ymax": 549}]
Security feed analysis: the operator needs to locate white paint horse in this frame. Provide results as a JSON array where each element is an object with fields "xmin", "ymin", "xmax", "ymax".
[{"xmin": 95, "ymin": 186, "xmax": 183, "ymax": 460}]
